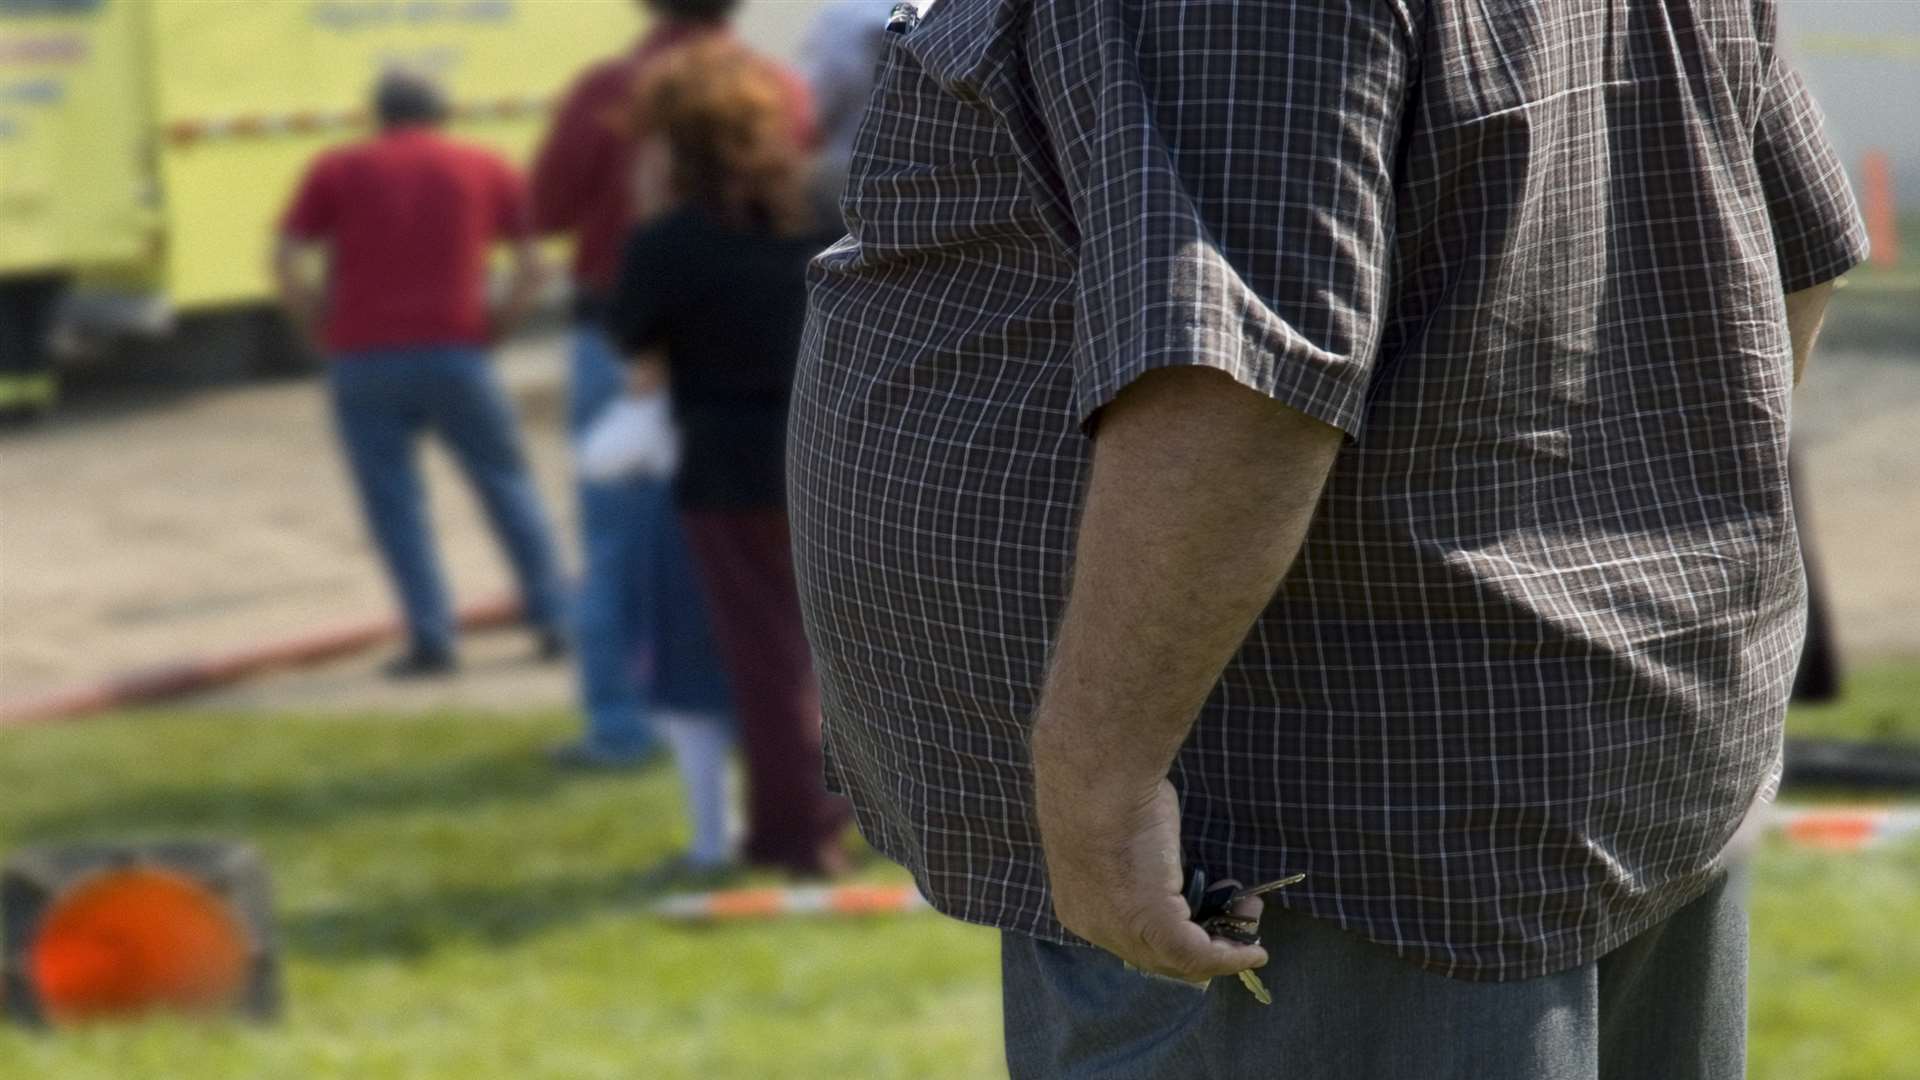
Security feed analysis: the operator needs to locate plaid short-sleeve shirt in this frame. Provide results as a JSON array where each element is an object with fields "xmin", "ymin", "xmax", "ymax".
[{"xmin": 790, "ymin": 0, "xmax": 1866, "ymax": 980}]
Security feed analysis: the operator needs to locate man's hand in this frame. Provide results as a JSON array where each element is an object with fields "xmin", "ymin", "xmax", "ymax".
[
  {"xmin": 626, "ymin": 353, "xmax": 669, "ymax": 396},
  {"xmin": 270, "ymin": 234, "xmax": 326, "ymax": 352},
  {"xmin": 489, "ymin": 237, "xmax": 549, "ymax": 345},
  {"xmin": 1034, "ymin": 763, "xmax": 1267, "ymax": 984},
  {"xmin": 284, "ymin": 299, "xmax": 325, "ymax": 354}
]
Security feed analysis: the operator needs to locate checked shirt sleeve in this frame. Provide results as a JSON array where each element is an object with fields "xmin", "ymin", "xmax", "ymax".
[
  {"xmin": 1033, "ymin": 2, "xmax": 1417, "ymax": 436},
  {"xmin": 1752, "ymin": 14, "xmax": 1869, "ymax": 292}
]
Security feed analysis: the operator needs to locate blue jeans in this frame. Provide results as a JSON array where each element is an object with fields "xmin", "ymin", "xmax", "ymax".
[
  {"xmin": 1002, "ymin": 870, "xmax": 1747, "ymax": 1080},
  {"xmin": 329, "ymin": 346, "xmax": 568, "ymax": 655},
  {"xmin": 569, "ymin": 328, "xmax": 732, "ymax": 754}
]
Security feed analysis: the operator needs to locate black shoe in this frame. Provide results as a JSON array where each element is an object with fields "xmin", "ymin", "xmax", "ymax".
[
  {"xmin": 382, "ymin": 647, "xmax": 457, "ymax": 680},
  {"xmin": 535, "ymin": 628, "xmax": 572, "ymax": 663},
  {"xmin": 0, "ymin": 404, "xmax": 50, "ymax": 430}
]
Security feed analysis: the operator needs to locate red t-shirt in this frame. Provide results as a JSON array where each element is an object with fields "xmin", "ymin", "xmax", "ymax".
[
  {"xmin": 281, "ymin": 129, "xmax": 530, "ymax": 354},
  {"xmin": 530, "ymin": 25, "xmax": 817, "ymax": 296}
]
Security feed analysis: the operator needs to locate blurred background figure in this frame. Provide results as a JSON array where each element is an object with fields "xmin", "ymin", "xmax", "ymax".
[
  {"xmin": 272, "ymin": 69, "xmax": 569, "ymax": 679},
  {"xmin": 1792, "ymin": 454, "xmax": 1842, "ymax": 702},
  {"xmin": 0, "ymin": 273, "xmax": 66, "ymax": 425},
  {"xmin": 796, "ymin": 0, "xmax": 893, "ymax": 230},
  {"xmin": 530, "ymin": 0, "xmax": 745, "ymax": 770},
  {"xmin": 608, "ymin": 38, "xmax": 850, "ymax": 879}
]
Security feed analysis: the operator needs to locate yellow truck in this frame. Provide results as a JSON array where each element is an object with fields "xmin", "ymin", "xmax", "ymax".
[{"xmin": 0, "ymin": 0, "xmax": 644, "ymax": 412}]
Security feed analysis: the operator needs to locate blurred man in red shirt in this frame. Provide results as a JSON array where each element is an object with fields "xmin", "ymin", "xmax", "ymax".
[{"xmin": 273, "ymin": 70, "xmax": 569, "ymax": 678}]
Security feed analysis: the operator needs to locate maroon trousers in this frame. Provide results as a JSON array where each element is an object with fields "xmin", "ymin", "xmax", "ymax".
[{"xmin": 680, "ymin": 509, "xmax": 851, "ymax": 876}]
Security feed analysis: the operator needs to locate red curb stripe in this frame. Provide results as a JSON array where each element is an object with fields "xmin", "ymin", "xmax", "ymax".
[{"xmin": 0, "ymin": 594, "xmax": 522, "ymax": 727}]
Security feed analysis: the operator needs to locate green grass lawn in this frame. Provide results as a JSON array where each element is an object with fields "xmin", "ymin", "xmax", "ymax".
[
  {"xmin": 2, "ymin": 665, "xmax": 1917, "ymax": 1079},
  {"xmin": 1822, "ymin": 219, "xmax": 1920, "ymax": 352}
]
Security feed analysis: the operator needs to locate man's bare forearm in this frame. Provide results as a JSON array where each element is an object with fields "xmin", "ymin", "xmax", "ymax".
[
  {"xmin": 271, "ymin": 235, "xmax": 322, "ymax": 345},
  {"xmin": 1786, "ymin": 280, "xmax": 1836, "ymax": 386},
  {"xmin": 1031, "ymin": 367, "xmax": 1343, "ymax": 794},
  {"xmin": 1035, "ymin": 275, "xmax": 1828, "ymax": 785}
]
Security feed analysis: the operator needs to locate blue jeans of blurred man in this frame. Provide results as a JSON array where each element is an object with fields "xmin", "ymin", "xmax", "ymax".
[
  {"xmin": 565, "ymin": 327, "xmax": 732, "ymax": 762},
  {"xmin": 329, "ymin": 347, "xmax": 569, "ymax": 660}
]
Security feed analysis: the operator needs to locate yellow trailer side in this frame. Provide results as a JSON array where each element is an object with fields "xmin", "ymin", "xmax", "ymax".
[
  {"xmin": 146, "ymin": 0, "xmax": 641, "ymax": 310},
  {"xmin": 0, "ymin": 0, "xmax": 147, "ymax": 276}
]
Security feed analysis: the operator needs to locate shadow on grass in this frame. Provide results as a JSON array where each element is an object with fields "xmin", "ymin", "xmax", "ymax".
[
  {"xmin": 278, "ymin": 865, "xmax": 712, "ymax": 962},
  {"xmin": 5, "ymin": 750, "xmax": 609, "ymax": 845},
  {"xmin": 1787, "ymin": 664, "xmax": 1920, "ymax": 744}
]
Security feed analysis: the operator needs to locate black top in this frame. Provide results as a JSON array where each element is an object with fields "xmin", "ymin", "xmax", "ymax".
[{"xmin": 608, "ymin": 208, "xmax": 830, "ymax": 510}]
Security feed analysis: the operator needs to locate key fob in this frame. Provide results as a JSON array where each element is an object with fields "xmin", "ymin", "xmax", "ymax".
[{"xmin": 1183, "ymin": 866, "xmax": 1244, "ymax": 924}]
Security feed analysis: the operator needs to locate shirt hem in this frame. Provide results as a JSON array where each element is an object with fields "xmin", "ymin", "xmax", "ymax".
[{"xmin": 858, "ymin": 821, "xmax": 1743, "ymax": 984}]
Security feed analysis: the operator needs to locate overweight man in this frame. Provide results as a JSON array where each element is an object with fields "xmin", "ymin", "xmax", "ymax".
[{"xmin": 791, "ymin": 0, "xmax": 1866, "ymax": 1076}]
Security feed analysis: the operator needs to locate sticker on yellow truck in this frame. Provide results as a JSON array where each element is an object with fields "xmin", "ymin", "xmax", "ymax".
[
  {"xmin": 0, "ymin": 0, "xmax": 147, "ymax": 276},
  {"xmin": 3, "ymin": 0, "xmax": 639, "ymax": 306},
  {"xmin": 150, "ymin": 0, "xmax": 640, "ymax": 308}
]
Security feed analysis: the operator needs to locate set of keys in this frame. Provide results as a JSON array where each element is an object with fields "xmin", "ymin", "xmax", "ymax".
[{"xmin": 1184, "ymin": 867, "xmax": 1306, "ymax": 1006}]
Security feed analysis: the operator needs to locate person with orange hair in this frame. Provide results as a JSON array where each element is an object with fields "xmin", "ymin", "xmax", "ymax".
[
  {"xmin": 533, "ymin": 0, "xmax": 818, "ymax": 775},
  {"xmin": 607, "ymin": 40, "xmax": 850, "ymax": 878},
  {"xmin": 532, "ymin": 0, "xmax": 745, "ymax": 772}
]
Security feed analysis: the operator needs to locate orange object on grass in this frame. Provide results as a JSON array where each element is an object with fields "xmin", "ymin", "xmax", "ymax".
[
  {"xmin": 29, "ymin": 868, "xmax": 252, "ymax": 1023},
  {"xmin": 654, "ymin": 882, "xmax": 932, "ymax": 920},
  {"xmin": 1861, "ymin": 150, "xmax": 1899, "ymax": 268},
  {"xmin": 828, "ymin": 884, "xmax": 920, "ymax": 915},
  {"xmin": 705, "ymin": 888, "xmax": 788, "ymax": 918},
  {"xmin": 1783, "ymin": 813, "xmax": 1879, "ymax": 851}
]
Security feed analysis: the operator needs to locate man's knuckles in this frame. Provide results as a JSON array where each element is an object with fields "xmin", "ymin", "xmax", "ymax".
[{"xmin": 1131, "ymin": 916, "xmax": 1216, "ymax": 978}]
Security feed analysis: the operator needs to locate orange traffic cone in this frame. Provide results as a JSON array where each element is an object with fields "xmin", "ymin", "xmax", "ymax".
[{"xmin": 2, "ymin": 842, "xmax": 280, "ymax": 1026}]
